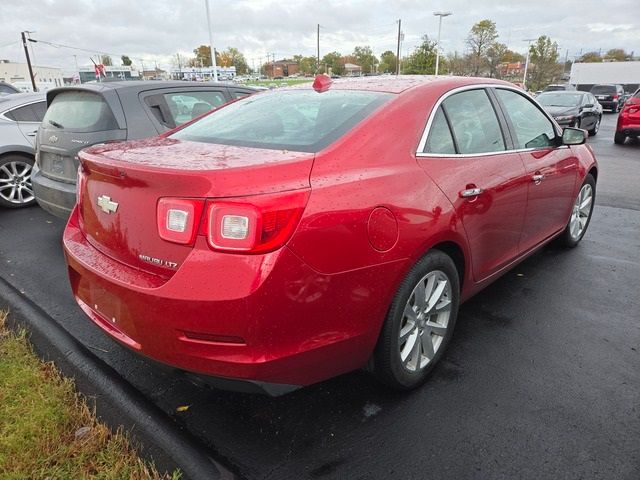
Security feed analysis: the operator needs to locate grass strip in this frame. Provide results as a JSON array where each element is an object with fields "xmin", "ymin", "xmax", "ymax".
[{"xmin": 0, "ymin": 309, "xmax": 180, "ymax": 480}]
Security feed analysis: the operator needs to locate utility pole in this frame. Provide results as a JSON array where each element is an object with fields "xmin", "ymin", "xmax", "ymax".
[
  {"xmin": 396, "ymin": 19, "xmax": 401, "ymax": 75},
  {"xmin": 205, "ymin": 0, "xmax": 218, "ymax": 81},
  {"xmin": 21, "ymin": 31, "xmax": 37, "ymax": 92},
  {"xmin": 271, "ymin": 53, "xmax": 276, "ymax": 78},
  {"xmin": 317, "ymin": 24, "xmax": 320, "ymax": 73}
]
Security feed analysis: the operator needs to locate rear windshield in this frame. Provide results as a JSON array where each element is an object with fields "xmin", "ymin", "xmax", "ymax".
[
  {"xmin": 536, "ymin": 93, "xmax": 583, "ymax": 107},
  {"xmin": 43, "ymin": 90, "xmax": 119, "ymax": 132},
  {"xmin": 590, "ymin": 85, "xmax": 616, "ymax": 94},
  {"xmin": 170, "ymin": 89, "xmax": 393, "ymax": 153}
]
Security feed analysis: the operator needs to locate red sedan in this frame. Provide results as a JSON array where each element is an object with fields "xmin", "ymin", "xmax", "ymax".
[
  {"xmin": 615, "ymin": 88, "xmax": 640, "ymax": 145},
  {"xmin": 64, "ymin": 76, "xmax": 598, "ymax": 395}
]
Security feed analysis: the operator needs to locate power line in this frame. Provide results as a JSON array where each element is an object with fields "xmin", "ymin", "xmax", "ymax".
[{"xmin": 26, "ymin": 37, "xmax": 159, "ymax": 65}]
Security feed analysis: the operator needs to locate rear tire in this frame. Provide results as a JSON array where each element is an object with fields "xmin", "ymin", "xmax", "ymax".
[
  {"xmin": 614, "ymin": 132, "xmax": 626, "ymax": 145},
  {"xmin": 0, "ymin": 154, "xmax": 36, "ymax": 208},
  {"xmin": 373, "ymin": 250, "xmax": 460, "ymax": 390},
  {"xmin": 558, "ymin": 174, "xmax": 595, "ymax": 248}
]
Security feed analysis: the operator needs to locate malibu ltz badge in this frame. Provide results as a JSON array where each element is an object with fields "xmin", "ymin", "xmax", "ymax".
[{"xmin": 97, "ymin": 195, "xmax": 118, "ymax": 214}]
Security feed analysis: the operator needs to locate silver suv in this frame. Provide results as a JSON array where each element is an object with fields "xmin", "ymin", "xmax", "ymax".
[{"xmin": 33, "ymin": 81, "xmax": 257, "ymax": 218}]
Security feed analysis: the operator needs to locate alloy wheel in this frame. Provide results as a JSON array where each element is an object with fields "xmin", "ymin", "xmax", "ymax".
[
  {"xmin": 0, "ymin": 159, "xmax": 35, "ymax": 205},
  {"xmin": 569, "ymin": 183, "xmax": 593, "ymax": 240},
  {"xmin": 399, "ymin": 270, "xmax": 452, "ymax": 372}
]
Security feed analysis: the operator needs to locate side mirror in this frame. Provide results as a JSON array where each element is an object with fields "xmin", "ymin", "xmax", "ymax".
[
  {"xmin": 562, "ymin": 127, "xmax": 587, "ymax": 145},
  {"xmin": 583, "ymin": 103, "xmax": 594, "ymax": 108}
]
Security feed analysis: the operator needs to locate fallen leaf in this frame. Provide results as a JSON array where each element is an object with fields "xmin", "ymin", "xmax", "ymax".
[{"xmin": 176, "ymin": 405, "xmax": 190, "ymax": 412}]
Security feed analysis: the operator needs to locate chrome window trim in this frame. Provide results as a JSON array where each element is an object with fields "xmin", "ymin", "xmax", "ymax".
[
  {"xmin": 416, "ymin": 83, "xmax": 563, "ymax": 157},
  {"xmin": 0, "ymin": 99, "xmax": 46, "ymax": 123}
]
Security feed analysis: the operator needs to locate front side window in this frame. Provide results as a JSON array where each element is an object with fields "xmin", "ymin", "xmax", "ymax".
[
  {"xmin": 171, "ymin": 90, "xmax": 392, "ymax": 153},
  {"xmin": 164, "ymin": 91, "xmax": 227, "ymax": 126},
  {"xmin": 441, "ymin": 89, "xmax": 505, "ymax": 154},
  {"xmin": 495, "ymin": 88, "xmax": 556, "ymax": 149}
]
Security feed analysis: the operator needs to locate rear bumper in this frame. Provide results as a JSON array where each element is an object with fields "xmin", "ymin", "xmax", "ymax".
[
  {"xmin": 598, "ymin": 101, "xmax": 619, "ymax": 110},
  {"xmin": 63, "ymin": 207, "xmax": 402, "ymax": 389},
  {"xmin": 32, "ymin": 169, "xmax": 76, "ymax": 218}
]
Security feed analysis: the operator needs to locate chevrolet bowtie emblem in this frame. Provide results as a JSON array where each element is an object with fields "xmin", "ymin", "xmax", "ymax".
[{"xmin": 97, "ymin": 195, "xmax": 119, "ymax": 214}]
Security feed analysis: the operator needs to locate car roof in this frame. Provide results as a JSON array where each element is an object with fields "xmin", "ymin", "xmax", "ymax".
[
  {"xmin": 0, "ymin": 92, "xmax": 46, "ymax": 110},
  {"xmin": 46, "ymin": 80, "xmax": 255, "ymax": 96},
  {"xmin": 538, "ymin": 90, "xmax": 585, "ymax": 95},
  {"xmin": 286, "ymin": 75, "xmax": 513, "ymax": 94}
]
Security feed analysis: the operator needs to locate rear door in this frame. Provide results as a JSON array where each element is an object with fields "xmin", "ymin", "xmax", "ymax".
[
  {"xmin": 5, "ymin": 101, "xmax": 46, "ymax": 147},
  {"xmin": 492, "ymin": 87, "xmax": 578, "ymax": 252},
  {"xmin": 417, "ymin": 87, "xmax": 529, "ymax": 281},
  {"xmin": 38, "ymin": 89, "xmax": 126, "ymax": 185}
]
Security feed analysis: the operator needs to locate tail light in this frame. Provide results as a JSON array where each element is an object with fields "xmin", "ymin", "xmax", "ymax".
[
  {"xmin": 157, "ymin": 198, "xmax": 205, "ymax": 245},
  {"xmin": 203, "ymin": 189, "xmax": 310, "ymax": 254},
  {"xmin": 76, "ymin": 161, "xmax": 86, "ymax": 206},
  {"xmin": 613, "ymin": 95, "xmax": 618, "ymax": 100}
]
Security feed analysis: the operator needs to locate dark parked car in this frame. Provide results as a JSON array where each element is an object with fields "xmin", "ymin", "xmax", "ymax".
[
  {"xmin": 536, "ymin": 90, "xmax": 602, "ymax": 135},
  {"xmin": 33, "ymin": 81, "xmax": 257, "ymax": 218},
  {"xmin": 64, "ymin": 76, "xmax": 597, "ymax": 394},
  {"xmin": 590, "ymin": 84, "xmax": 625, "ymax": 112},
  {"xmin": 0, "ymin": 92, "xmax": 47, "ymax": 208},
  {"xmin": 543, "ymin": 84, "xmax": 575, "ymax": 92},
  {"xmin": 615, "ymin": 88, "xmax": 640, "ymax": 145}
]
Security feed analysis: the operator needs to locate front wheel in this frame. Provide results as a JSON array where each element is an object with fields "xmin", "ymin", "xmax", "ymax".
[
  {"xmin": 557, "ymin": 174, "xmax": 595, "ymax": 248},
  {"xmin": 588, "ymin": 116, "xmax": 601, "ymax": 136},
  {"xmin": 373, "ymin": 250, "xmax": 460, "ymax": 390}
]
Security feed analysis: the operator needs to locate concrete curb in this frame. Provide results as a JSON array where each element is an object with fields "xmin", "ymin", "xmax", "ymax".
[{"xmin": 0, "ymin": 275, "xmax": 235, "ymax": 480}]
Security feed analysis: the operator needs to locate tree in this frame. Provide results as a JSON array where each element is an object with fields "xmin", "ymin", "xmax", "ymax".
[
  {"xmin": 579, "ymin": 51, "xmax": 602, "ymax": 63},
  {"xmin": 352, "ymin": 45, "xmax": 378, "ymax": 74},
  {"xmin": 294, "ymin": 55, "xmax": 318, "ymax": 75},
  {"xmin": 321, "ymin": 51, "xmax": 344, "ymax": 75},
  {"xmin": 446, "ymin": 51, "xmax": 471, "ymax": 76},
  {"xmin": 466, "ymin": 19, "xmax": 498, "ymax": 76},
  {"xmin": 218, "ymin": 47, "xmax": 249, "ymax": 75},
  {"xmin": 100, "ymin": 55, "xmax": 113, "ymax": 66},
  {"xmin": 605, "ymin": 49, "xmax": 631, "ymax": 61},
  {"xmin": 501, "ymin": 49, "xmax": 525, "ymax": 64},
  {"xmin": 120, "ymin": 55, "xmax": 132, "ymax": 66},
  {"xmin": 528, "ymin": 35, "xmax": 562, "ymax": 91},
  {"xmin": 379, "ymin": 50, "xmax": 397, "ymax": 74},
  {"xmin": 402, "ymin": 36, "xmax": 438, "ymax": 74},
  {"xmin": 486, "ymin": 42, "xmax": 507, "ymax": 78},
  {"xmin": 192, "ymin": 45, "xmax": 221, "ymax": 67}
]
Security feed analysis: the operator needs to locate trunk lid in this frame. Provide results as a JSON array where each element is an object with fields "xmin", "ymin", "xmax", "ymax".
[{"xmin": 78, "ymin": 137, "xmax": 313, "ymax": 277}]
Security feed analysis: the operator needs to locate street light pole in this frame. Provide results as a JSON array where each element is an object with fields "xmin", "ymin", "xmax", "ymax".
[
  {"xmin": 205, "ymin": 0, "xmax": 218, "ymax": 82},
  {"xmin": 522, "ymin": 38, "xmax": 536, "ymax": 91},
  {"xmin": 433, "ymin": 12, "xmax": 452, "ymax": 76}
]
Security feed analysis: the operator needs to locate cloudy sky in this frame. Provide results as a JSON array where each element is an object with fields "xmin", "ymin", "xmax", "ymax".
[{"xmin": 1, "ymin": 0, "xmax": 639, "ymax": 73}]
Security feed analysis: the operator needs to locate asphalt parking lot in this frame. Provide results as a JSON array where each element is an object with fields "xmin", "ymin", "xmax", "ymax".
[{"xmin": 1, "ymin": 112, "xmax": 638, "ymax": 479}]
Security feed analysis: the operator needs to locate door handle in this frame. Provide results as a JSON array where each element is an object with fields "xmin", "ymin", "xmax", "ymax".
[
  {"xmin": 459, "ymin": 187, "xmax": 483, "ymax": 198},
  {"xmin": 532, "ymin": 173, "xmax": 544, "ymax": 184},
  {"xmin": 26, "ymin": 131, "xmax": 37, "ymax": 137}
]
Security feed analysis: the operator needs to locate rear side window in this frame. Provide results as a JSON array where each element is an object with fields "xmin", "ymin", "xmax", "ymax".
[
  {"xmin": 495, "ymin": 88, "xmax": 556, "ymax": 149},
  {"xmin": 43, "ymin": 91, "xmax": 118, "ymax": 132},
  {"xmin": 164, "ymin": 91, "xmax": 227, "ymax": 126},
  {"xmin": 441, "ymin": 89, "xmax": 505, "ymax": 154},
  {"xmin": 634, "ymin": 90, "xmax": 640, "ymax": 99},
  {"xmin": 4, "ymin": 102, "xmax": 46, "ymax": 122},
  {"xmin": 171, "ymin": 90, "xmax": 392, "ymax": 153},
  {"xmin": 424, "ymin": 107, "xmax": 456, "ymax": 154}
]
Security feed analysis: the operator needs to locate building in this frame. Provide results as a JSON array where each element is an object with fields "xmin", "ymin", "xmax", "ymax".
[
  {"xmin": 78, "ymin": 65, "xmax": 140, "ymax": 83},
  {"xmin": 344, "ymin": 63, "xmax": 362, "ymax": 76},
  {"xmin": 570, "ymin": 61, "xmax": 640, "ymax": 93},
  {"xmin": 0, "ymin": 60, "xmax": 64, "ymax": 92},
  {"xmin": 141, "ymin": 68, "xmax": 168, "ymax": 81},
  {"xmin": 170, "ymin": 66, "xmax": 237, "ymax": 81},
  {"xmin": 264, "ymin": 60, "xmax": 299, "ymax": 78},
  {"xmin": 497, "ymin": 62, "xmax": 525, "ymax": 80}
]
